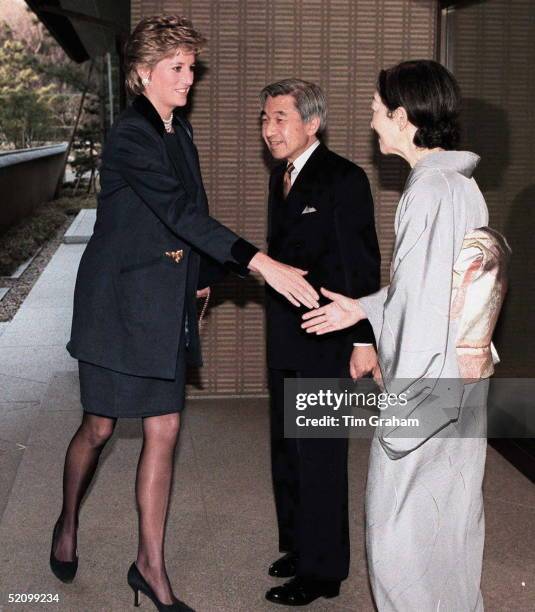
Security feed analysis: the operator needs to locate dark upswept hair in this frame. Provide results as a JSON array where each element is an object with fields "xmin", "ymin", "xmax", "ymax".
[
  {"xmin": 378, "ymin": 60, "xmax": 461, "ymax": 150},
  {"xmin": 124, "ymin": 15, "xmax": 206, "ymax": 96}
]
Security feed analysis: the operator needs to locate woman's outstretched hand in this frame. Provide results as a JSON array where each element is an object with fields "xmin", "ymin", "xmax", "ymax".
[
  {"xmin": 249, "ymin": 252, "xmax": 319, "ymax": 309},
  {"xmin": 301, "ymin": 287, "xmax": 366, "ymax": 334}
]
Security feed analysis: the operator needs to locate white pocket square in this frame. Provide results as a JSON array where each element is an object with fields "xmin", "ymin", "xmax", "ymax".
[{"xmin": 302, "ymin": 205, "xmax": 317, "ymax": 215}]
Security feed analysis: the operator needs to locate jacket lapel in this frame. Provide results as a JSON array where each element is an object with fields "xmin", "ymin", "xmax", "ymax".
[
  {"xmin": 285, "ymin": 143, "xmax": 329, "ymax": 212},
  {"xmin": 131, "ymin": 95, "xmax": 199, "ymax": 199},
  {"xmin": 269, "ymin": 144, "xmax": 328, "ymax": 253},
  {"xmin": 163, "ymin": 132, "xmax": 198, "ymax": 199},
  {"xmin": 173, "ymin": 115, "xmax": 203, "ymax": 187},
  {"xmin": 268, "ymin": 163, "xmax": 286, "ymax": 245}
]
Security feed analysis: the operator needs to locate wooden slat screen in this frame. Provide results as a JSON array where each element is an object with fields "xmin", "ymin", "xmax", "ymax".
[
  {"xmin": 131, "ymin": 0, "xmax": 437, "ymax": 395},
  {"xmin": 445, "ymin": 1, "xmax": 535, "ymax": 376}
]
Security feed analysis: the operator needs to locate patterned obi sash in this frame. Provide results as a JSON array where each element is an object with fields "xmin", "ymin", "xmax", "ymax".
[{"xmin": 451, "ymin": 227, "xmax": 511, "ymax": 381}]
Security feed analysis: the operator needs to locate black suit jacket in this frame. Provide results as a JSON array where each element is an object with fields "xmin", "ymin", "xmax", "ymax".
[
  {"xmin": 68, "ymin": 95, "xmax": 257, "ymax": 379},
  {"xmin": 265, "ymin": 142, "xmax": 380, "ymax": 371}
]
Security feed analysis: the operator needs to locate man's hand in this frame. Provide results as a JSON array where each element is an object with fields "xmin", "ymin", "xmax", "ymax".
[
  {"xmin": 248, "ymin": 252, "xmax": 319, "ymax": 309},
  {"xmin": 196, "ymin": 287, "xmax": 210, "ymax": 299},
  {"xmin": 349, "ymin": 345, "xmax": 377, "ymax": 380},
  {"xmin": 301, "ymin": 288, "xmax": 366, "ymax": 334}
]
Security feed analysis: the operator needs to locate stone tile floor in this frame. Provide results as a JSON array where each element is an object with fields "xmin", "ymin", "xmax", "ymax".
[{"xmin": 0, "ymin": 219, "xmax": 533, "ymax": 611}]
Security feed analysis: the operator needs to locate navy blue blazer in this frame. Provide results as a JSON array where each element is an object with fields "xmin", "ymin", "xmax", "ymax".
[{"xmin": 68, "ymin": 95, "xmax": 258, "ymax": 379}]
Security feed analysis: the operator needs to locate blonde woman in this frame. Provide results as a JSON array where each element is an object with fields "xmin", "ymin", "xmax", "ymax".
[{"xmin": 51, "ymin": 15, "xmax": 318, "ymax": 611}]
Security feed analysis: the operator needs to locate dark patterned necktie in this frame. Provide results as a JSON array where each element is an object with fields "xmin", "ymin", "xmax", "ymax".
[{"xmin": 283, "ymin": 162, "xmax": 295, "ymax": 199}]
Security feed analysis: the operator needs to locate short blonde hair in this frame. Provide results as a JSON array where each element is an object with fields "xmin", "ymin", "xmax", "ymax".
[{"xmin": 124, "ymin": 15, "xmax": 206, "ymax": 96}]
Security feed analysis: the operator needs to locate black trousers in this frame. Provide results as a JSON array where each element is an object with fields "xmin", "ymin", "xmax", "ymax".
[{"xmin": 269, "ymin": 365, "xmax": 350, "ymax": 582}]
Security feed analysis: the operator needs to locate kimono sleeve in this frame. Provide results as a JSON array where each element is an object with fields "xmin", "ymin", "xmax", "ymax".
[
  {"xmin": 375, "ymin": 173, "xmax": 464, "ymax": 459},
  {"xmin": 359, "ymin": 286, "xmax": 389, "ymax": 344}
]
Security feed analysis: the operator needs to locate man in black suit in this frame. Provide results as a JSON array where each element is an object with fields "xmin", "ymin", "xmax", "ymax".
[{"xmin": 260, "ymin": 79, "xmax": 381, "ymax": 606}]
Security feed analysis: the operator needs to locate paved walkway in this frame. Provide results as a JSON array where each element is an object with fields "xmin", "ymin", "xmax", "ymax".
[
  {"xmin": 0, "ymin": 214, "xmax": 533, "ymax": 611},
  {"xmin": 63, "ymin": 209, "xmax": 96, "ymax": 244}
]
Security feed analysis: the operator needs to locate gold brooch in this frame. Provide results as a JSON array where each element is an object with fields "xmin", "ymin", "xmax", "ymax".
[{"xmin": 165, "ymin": 249, "xmax": 183, "ymax": 263}]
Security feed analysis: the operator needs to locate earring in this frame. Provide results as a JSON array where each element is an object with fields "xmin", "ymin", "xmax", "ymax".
[{"xmin": 141, "ymin": 76, "xmax": 150, "ymax": 86}]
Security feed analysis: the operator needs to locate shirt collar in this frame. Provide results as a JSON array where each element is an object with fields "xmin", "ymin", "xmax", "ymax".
[{"xmin": 290, "ymin": 139, "xmax": 321, "ymax": 176}]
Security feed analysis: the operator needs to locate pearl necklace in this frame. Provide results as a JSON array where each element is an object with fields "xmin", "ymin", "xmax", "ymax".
[{"xmin": 162, "ymin": 114, "xmax": 174, "ymax": 133}]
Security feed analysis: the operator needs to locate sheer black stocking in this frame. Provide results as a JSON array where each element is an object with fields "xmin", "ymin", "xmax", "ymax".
[
  {"xmin": 53, "ymin": 413, "xmax": 116, "ymax": 561},
  {"xmin": 135, "ymin": 413, "xmax": 181, "ymax": 605}
]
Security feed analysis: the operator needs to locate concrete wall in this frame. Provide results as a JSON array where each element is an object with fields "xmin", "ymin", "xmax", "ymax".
[
  {"xmin": 444, "ymin": 0, "xmax": 535, "ymax": 377},
  {"xmin": 0, "ymin": 144, "xmax": 68, "ymax": 234}
]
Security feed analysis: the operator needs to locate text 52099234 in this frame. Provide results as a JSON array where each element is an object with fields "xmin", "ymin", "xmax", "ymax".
[{"xmin": 8, "ymin": 593, "xmax": 60, "ymax": 604}]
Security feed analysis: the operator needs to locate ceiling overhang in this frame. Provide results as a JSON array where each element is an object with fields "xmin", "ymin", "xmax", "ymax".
[{"xmin": 25, "ymin": 0, "xmax": 130, "ymax": 62}]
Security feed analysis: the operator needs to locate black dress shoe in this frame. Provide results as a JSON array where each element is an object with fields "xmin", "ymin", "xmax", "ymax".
[
  {"xmin": 127, "ymin": 562, "xmax": 195, "ymax": 611},
  {"xmin": 268, "ymin": 552, "xmax": 298, "ymax": 578},
  {"xmin": 49, "ymin": 522, "xmax": 78, "ymax": 583},
  {"xmin": 265, "ymin": 576, "xmax": 340, "ymax": 606}
]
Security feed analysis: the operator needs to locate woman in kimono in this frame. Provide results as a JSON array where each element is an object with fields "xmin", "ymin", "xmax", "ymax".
[{"xmin": 302, "ymin": 60, "xmax": 503, "ymax": 611}]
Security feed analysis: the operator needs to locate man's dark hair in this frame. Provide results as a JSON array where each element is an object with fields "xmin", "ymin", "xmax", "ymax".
[{"xmin": 378, "ymin": 60, "xmax": 461, "ymax": 150}]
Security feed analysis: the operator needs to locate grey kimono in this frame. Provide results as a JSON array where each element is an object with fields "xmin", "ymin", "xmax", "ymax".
[{"xmin": 360, "ymin": 151, "xmax": 489, "ymax": 612}]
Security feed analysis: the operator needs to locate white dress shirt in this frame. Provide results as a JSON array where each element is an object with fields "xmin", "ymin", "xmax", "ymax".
[{"xmin": 288, "ymin": 139, "xmax": 321, "ymax": 184}]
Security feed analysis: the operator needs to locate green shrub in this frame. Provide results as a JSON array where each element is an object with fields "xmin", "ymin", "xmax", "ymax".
[{"xmin": 0, "ymin": 195, "xmax": 96, "ymax": 276}]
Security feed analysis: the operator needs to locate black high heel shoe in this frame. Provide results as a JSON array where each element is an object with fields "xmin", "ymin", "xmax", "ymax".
[
  {"xmin": 127, "ymin": 563, "xmax": 195, "ymax": 611},
  {"xmin": 49, "ymin": 522, "xmax": 78, "ymax": 583}
]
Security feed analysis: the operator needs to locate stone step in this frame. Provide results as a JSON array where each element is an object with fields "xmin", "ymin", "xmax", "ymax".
[
  {"xmin": 0, "ymin": 287, "xmax": 10, "ymax": 301},
  {"xmin": 63, "ymin": 208, "xmax": 96, "ymax": 244},
  {"xmin": 8, "ymin": 250, "xmax": 40, "ymax": 279}
]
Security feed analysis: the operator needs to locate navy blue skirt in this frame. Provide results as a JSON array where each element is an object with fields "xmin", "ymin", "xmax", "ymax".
[{"xmin": 78, "ymin": 332, "xmax": 187, "ymax": 419}]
